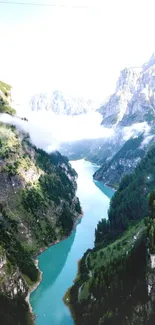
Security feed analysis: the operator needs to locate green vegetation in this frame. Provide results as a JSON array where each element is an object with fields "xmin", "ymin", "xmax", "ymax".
[
  {"xmin": 0, "ymin": 294, "xmax": 33, "ymax": 325},
  {"xmin": 93, "ymin": 134, "xmax": 147, "ymax": 189},
  {"xmin": 67, "ymin": 222, "xmax": 147, "ymax": 325},
  {"xmin": 0, "ymin": 101, "xmax": 16, "ymax": 115},
  {"xmin": 95, "ymin": 146, "xmax": 155, "ymax": 247},
  {"xmin": 67, "ymin": 146, "xmax": 155, "ymax": 325},
  {"xmin": 145, "ymin": 190, "xmax": 155, "ymax": 253},
  {"xmin": 59, "ymin": 204, "xmax": 74, "ymax": 235},
  {"xmin": 112, "ymin": 134, "xmax": 145, "ymax": 160},
  {"xmin": 0, "ymin": 80, "xmax": 16, "ymax": 115},
  {"xmin": 0, "ymin": 80, "xmax": 11, "ymax": 93},
  {"xmin": 0, "ymin": 205, "xmax": 38, "ymax": 325},
  {"xmin": 0, "ymin": 119, "xmax": 81, "ymax": 325},
  {"xmin": 0, "ymin": 206, "xmax": 39, "ymax": 282}
]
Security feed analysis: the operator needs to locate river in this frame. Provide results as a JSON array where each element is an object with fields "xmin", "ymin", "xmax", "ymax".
[{"xmin": 30, "ymin": 159, "xmax": 114, "ymax": 325}]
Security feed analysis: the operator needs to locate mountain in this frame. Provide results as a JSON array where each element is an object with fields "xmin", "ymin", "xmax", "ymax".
[
  {"xmin": 0, "ymin": 82, "xmax": 81, "ymax": 325},
  {"xmin": 60, "ymin": 54, "xmax": 155, "ymax": 184},
  {"xmin": 92, "ymin": 54, "xmax": 155, "ymax": 186},
  {"xmin": 99, "ymin": 54, "xmax": 155, "ymax": 128},
  {"xmin": 65, "ymin": 147, "xmax": 155, "ymax": 325},
  {"xmin": 99, "ymin": 67, "xmax": 140, "ymax": 127},
  {"xmin": 94, "ymin": 133, "xmax": 155, "ymax": 188},
  {"xmin": 30, "ymin": 90, "xmax": 96, "ymax": 115},
  {"xmin": 60, "ymin": 54, "xmax": 155, "ymax": 187}
]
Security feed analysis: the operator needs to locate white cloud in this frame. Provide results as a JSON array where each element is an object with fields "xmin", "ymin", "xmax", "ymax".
[
  {"xmin": 123, "ymin": 122, "xmax": 150, "ymax": 141},
  {"xmin": 0, "ymin": 111, "xmax": 114, "ymax": 151}
]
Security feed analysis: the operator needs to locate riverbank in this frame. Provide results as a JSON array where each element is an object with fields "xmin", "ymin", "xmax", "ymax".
[
  {"xmin": 27, "ymin": 211, "xmax": 83, "ymax": 323},
  {"xmin": 25, "ymin": 260, "xmax": 43, "ymax": 315},
  {"xmin": 29, "ymin": 160, "xmax": 113, "ymax": 325},
  {"xmin": 93, "ymin": 178, "xmax": 117, "ymax": 191},
  {"xmin": 63, "ymin": 258, "xmax": 82, "ymax": 324},
  {"xmin": 33, "ymin": 211, "xmax": 83, "ymax": 258}
]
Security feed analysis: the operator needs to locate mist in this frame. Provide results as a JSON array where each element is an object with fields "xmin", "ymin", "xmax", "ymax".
[
  {"xmin": 0, "ymin": 111, "xmax": 113, "ymax": 151},
  {"xmin": 0, "ymin": 112, "xmax": 151, "ymax": 152}
]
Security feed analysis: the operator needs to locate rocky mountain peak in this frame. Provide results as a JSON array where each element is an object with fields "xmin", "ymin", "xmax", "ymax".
[
  {"xmin": 30, "ymin": 90, "xmax": 96, "ymax": 116},
  {"xmin": 142, "ymin": 52, "xmax": 155, "ymax": 71},
  {"xmin": 116, "ymin": 67, "xmax": 140, "ymax": 93},
  {"xmin": 100, "ymin": 53, "xmax": 155, "ymax": 128}
]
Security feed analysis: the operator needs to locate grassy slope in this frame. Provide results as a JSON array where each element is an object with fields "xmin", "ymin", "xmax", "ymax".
[
  {"xmin": 0, "ymin": 80, "xmax": 81, "ymax": 324},
  {"xmin": 66, "ymin": 146, "xmax": 155, "ymax": 325},
  {"xmin": 0, "ymin": 123, "xmax": 80, "ymax": 325},
  {"xmin": 0, "ymin": 80, "xmax": 16, "ymax": 115},
  {"xmin": 0, "ymin": 123, "xmax": 80, "ymax": 251},
  {"xmin": 65, "ymin": 221, "xmax": 147, "ymax": 325},
  {"xmin": 79, "ymin": 221, "xmax": 144, "ymax": 301}
]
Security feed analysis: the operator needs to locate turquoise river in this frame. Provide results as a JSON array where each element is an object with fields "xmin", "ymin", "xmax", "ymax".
[{"xmin": 30, "ymin": 159, "xmax": 114, "ymax": 325}]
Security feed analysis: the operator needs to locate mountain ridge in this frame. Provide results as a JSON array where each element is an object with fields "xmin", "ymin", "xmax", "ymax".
[
  {"xmin": 30, "ymin": 90, "xmax": 97, "ymax": 116},
  {"xmin": 60, "ymin": 54, "xmax": 155, "ymax": 185},
  {"xmin": 0, "ymin": 82, "xmax": 82, "ymax": 325}
]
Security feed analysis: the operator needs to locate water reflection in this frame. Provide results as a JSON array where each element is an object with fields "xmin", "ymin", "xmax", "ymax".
[
  {"xmin": 94, "ymin": 180, "xmax": 114, "ymax": 199},
  {"xmin": 31, "ymin": 230, "xmax": 76, "ymax": 305}
]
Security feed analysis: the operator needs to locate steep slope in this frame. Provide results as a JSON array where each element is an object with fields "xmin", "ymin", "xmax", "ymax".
[
  {"xmin": 94, "ymin": 133, "xmax": 155, "ymax": 188},
  {"xmin": 0, "ymin": 80, "xmax": 16, "ymax": 115},
  {"xmin": 93, "ymin": 54, "xmax": 155, "ymax": 186},
  {"xmin": 30, "ymin": 90, "xmax": 96, "ymax": 115},
  {"xmin": 0, "ymin": 122, "xmax": 81, "ymax": 325},
  {"xmin": 100, "ymin": 54, "xmax": 155, "ymax": 128},
  {"xmin": 0, "ymin": 81, "xmax": 82, "ymax": 325},
  {"xmin": 61, "ymin": 54, "xmax": 155, "ymax": 180},
  {"xmin": 60, "ymin": 132, "xmax": 124, "ymax": 165},
  {"xmin": 99, "ymin": 67, "xmax": 140, "ymax": 127},
  {"xmin": 65, "ymin": 147, "xmax": 155, "ymax": 325}
]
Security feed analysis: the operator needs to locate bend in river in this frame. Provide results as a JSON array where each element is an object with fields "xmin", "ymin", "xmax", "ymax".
[{"xmin": 30, "ymin": 159, "xmax": 114, "ymax": 325}]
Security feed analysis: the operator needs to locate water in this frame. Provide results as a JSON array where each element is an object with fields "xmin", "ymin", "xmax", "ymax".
[{"xmin": 30, "ymin": 159, "xmax": 114, "ymax": 325}]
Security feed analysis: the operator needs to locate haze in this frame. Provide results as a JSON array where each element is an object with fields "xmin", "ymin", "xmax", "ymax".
[{"xmin": 0, "ymin": 0, "xmax": 155, "ymax": 101}]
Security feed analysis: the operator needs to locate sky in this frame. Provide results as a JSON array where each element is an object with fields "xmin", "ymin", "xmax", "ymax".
[{"xmin": 0, "ymin": 0, "xmax": 155, "ymax": 102}]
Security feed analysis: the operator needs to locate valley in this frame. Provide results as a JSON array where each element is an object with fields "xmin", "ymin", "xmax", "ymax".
[{"xmin": 0, "ymin": 53, "xmax": 155, "ymax": 325}]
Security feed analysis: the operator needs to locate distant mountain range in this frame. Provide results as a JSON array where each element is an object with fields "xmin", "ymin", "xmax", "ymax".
[{"xmin": 30, "ymin": 90, "xmax": 97, "ymax": 116}]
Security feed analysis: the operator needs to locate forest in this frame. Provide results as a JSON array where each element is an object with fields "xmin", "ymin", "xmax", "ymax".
[
  {"xmin": 67, "ymin": 146, "xmax": 155, "ymax": 325},
  {"xmin": 95, "ymin": 146, "xmax": 155, "ymax": 247},
  {"xmin": 0, "ymin": 121, "xmax": 81, "ymax": 325}
]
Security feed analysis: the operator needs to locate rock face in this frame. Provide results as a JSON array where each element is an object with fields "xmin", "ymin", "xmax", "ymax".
[
  {"xmin": 0, "ymin": 123, "xmax": 81, "ymax": 325},
  {"xmin": 100, "ymin": 54, "xmax": 155, "ymax": 128},
  {"xmin": 60, "ymin": 54, "xmax": 155, "ymax": 185},
  {"xmin": 93, "ymin": 133, "xmax": 155, "ymax": 188},
  {"xmin": 93, "ymin": 54, "xmax": 155, "ymax": 186},
  {"xmin": 0, "ymin": 82, "xmax": 82, "ymax": 325},
  {"xmin": 99, "ymin": 68, "xmax": 140, "ymax": 127},
  {"xmin": 30, "ymin": 90, "xmax": 96, "ymax": 115}
]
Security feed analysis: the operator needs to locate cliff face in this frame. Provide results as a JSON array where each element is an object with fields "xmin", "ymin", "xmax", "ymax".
[
  {"xmin": 100, "ymin": 54, "xmax": 155, "ymax": 128},
  {"xmin": 0, "ymin": 250, "xmax": 28, "ymax": 298},
  {"xmin": 93, "ymin": 54, "xmax": 155, "ymax": 186},
  {"xmin": 99, "ymin": 68, "xmax": 140, "ymax": 127},
  {"xmin": 93, "ymin": 134, "xmax": 155, "ymax": 188},
  {"xmin": 0, "ymin": 123, "xmax": 80, "ymax": 246},
  {"xmin": 60, "ymin": 54, "xmax": 155, "ymax": 186},
  {"xmin": 0, "ymin": 82, "xmax": 81, "ymax": 325},
  {"xmin": 0, "ymin": 122, "xmax": 81, "ymax": 324}
]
